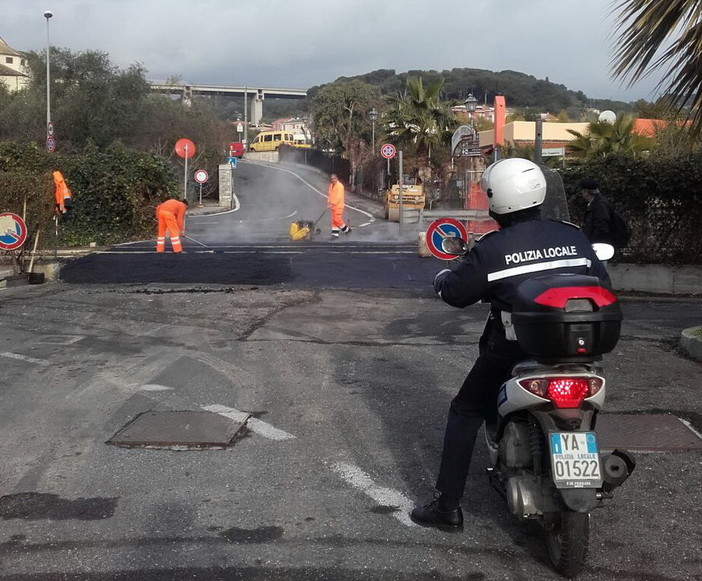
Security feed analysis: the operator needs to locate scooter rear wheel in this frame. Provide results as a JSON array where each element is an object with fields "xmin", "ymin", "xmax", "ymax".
[{"xmin": 546, "ymin": 510, "xmax": 590, "ymax": 578}]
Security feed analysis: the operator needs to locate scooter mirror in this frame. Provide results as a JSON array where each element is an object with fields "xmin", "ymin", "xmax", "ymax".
[
  {"xmin": 441, "ymin": 236, "xmax": 468, "ymax": 256},
  {"xmin": 592, "ymin": 243, "xmax": 615, "ymax": 262}
]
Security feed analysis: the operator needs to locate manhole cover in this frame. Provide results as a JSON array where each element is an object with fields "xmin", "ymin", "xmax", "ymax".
[
  {"xmin": 597, "ymin": 414, "xmax": 702, "ymax": 452},
  {"xmin": 108, "ymin": 411, "xmax": 248, "ymax": 449}
]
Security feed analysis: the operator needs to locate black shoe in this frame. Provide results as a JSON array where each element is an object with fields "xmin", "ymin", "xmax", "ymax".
[
  {"xmin": 410, "ymin": 499, "xmax": 463, "ymax": 531},
  {"xmin": 344, "ymin": 227, "xmax": 352, "ymax": 234}
]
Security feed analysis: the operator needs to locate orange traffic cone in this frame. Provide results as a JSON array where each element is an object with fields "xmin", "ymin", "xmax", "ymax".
[{"xmin": 464, "ymin": 182, "xmax": 498, "ymax": 235}]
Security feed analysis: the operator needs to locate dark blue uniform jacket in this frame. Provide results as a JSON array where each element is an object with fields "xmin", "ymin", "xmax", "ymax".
[{"xmin": 435, "ymin": 219, "xmax": 610, "ymax": 317}]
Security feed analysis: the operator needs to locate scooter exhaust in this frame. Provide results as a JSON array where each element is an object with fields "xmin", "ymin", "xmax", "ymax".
[{"xmin": 601, "ymin": 449, "xmax": 636, "ymax": 490}]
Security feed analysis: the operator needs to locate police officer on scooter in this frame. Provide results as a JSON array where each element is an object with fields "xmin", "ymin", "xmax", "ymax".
[{"xmin": 411, "ymin": 158, "xmax": 610, "ymax": 530}]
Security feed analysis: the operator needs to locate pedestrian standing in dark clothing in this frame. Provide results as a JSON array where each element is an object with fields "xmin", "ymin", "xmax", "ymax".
[
  {"xmin": 410, "ymin": 159, "xmax": 610, "ymax": 531},
  {"xmin": 580, "ymin": 179, "xmax": 613, "ymax": 245}
]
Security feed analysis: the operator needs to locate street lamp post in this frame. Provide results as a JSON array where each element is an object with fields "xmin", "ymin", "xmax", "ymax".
[
  {"xmin": 369, "ymin": 107, "xmax": 378, "ymax": 154},
  {"xmin": 463, "ymin": 93, "xmax": 478, "ymax": 205},
  {"xmin": 44, "ymin": 10, "xmax": 53, "ymax": 151},
  {"xmin": 464, "ymin": 93, "xmax": 478, "ymax": 128},
  {"xmin": 44, "ymin": 11, "xmax": 52, "ymax": 127}
]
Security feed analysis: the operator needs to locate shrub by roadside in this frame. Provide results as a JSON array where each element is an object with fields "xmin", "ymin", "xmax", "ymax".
[{"xmin": 0, "ymin": 141, "xmax": 178, "ymax": 249}]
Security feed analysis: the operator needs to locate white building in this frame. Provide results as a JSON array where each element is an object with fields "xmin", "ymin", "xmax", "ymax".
[{"xmin": 0, "ymin": 36, "xmax": 29, "ymax": 92}]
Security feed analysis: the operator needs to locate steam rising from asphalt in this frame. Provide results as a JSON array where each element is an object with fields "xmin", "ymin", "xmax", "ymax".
[{"xmin": 187, "ymin": 161, "xmax": 421, "ymax": 245}]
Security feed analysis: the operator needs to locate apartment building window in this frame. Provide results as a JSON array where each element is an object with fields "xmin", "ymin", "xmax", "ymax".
[{"xmin": 5, "ymin": 57, "xmax": 13, "ymax": 64}]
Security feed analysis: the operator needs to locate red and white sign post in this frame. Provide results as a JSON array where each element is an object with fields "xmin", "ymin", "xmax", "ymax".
[
  {"xmin": 0, "ymin": 213, "xmax": 28, "ymax": 251},
  {"xmin": 380, "ymin": 143, "xmax": 397, "ymax": 189},
  {"xmin": 175, "ymin": 138, "xmax": 196, "ymax": 201},
  {"xmin": 425, "ymin": 218, "xmax": 469, "ymax": 260},
  {"xmin": 193, "ymin": 169, "xmax": 209, "ymax": 207}
]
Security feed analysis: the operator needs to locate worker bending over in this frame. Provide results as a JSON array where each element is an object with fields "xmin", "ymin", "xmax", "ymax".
[{"xmin": 156, "ymin": 198, "xmax": 188, "ymax": 253}]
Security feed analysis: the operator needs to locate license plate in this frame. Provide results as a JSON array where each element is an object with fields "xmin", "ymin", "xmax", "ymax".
[{"xmin": 549, "ymin": 432, "xmax": 603, "ymax": 488}]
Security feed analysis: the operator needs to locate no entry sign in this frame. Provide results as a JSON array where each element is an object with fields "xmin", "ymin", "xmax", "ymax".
[
  {"xmin": 0, "ymin": 212, "xmax": 28, "ymax": 251},
  {"xmin": 425, "ymin": 218, "xmax": 468, "ymax": 260}
]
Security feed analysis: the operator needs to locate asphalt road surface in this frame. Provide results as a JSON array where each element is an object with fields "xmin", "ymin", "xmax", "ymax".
[{"xmin": 0, "ymin": 161, "xmax": 700, "ymax": 580}]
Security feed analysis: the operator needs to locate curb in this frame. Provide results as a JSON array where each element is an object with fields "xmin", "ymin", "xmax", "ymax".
[{"xmin": 680, "ymin": 327, "xmax": 702, "ymax": 362}]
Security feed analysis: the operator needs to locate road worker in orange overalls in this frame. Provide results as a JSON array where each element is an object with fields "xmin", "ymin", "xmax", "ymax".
[
  {"xmin": 155, "ymin": 198, "xmax": 188, "ymax": 253},
  {"xmin": 327, "ymin": 174, "xmax": 351, "ymax": 239},
  {"xmin": 52, "ymin": 170, "xmax": 73, "ymax": 217}
]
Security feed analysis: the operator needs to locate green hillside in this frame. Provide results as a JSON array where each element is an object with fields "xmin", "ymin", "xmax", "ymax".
[{"xmin": 307, "ymin": 68, "xmax": 634, "ymax": 117}]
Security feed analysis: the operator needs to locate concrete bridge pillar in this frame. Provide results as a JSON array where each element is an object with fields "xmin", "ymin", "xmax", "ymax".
[
  {"xmin": 183, "ymin": 86, "xmax": 193, "ymax": 107},
  {"xmin": 250, "ymin": 88, "xmax": 264, "ymax": 125}
]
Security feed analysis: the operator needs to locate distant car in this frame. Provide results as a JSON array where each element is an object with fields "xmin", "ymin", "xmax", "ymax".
[{"xmin": 229, "ymin": 142, "xmax": 245, "ymax": 158}]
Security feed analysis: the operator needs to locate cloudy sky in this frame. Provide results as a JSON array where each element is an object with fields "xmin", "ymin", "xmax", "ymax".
[{"xmin": 6, "ymin": 0, "xmax": 663, "ymax": 103}]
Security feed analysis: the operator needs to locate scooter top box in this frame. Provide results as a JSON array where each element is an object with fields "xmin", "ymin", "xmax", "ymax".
[{"xmin": 512, "ymin": 274, "xmax": 622, "ymax": 359}]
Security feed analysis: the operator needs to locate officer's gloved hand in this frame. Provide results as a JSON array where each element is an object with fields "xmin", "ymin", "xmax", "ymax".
[{"xmin": 433, "ymin": 269, "xmax": 452, "ymax": 293}]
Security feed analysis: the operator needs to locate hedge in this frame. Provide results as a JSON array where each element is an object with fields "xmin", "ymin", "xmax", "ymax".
[
  {"xmin": 0, "ymin": 141, "xmax": 178, "ymax": 250},
  {"xmin": 562, "ymin": 153, "xmax": 702, "ymax": 265}
]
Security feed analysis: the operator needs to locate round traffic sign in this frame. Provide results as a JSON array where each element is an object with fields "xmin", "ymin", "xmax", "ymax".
[
  {"xmin": 46, "ymin": 136, "xmax": 56, "ymax": 153},
  {"xmin": 175, "ymin": 138, "xmax": 196, "ymax": 158},
  {"xmin": 425, "ymin": 218, "xmax": 469, "ymax": 260},
  {"xmin": 47, "ymin": 121, "xmax": 54, "ymax": 136},
  {"xmin": 0, "ymin": 212, "xmax": 28, "ymax": 251},
  {"xmin": 194, "ymin": 169, "xmax": 209, "ymax": 184},
  {"xmin": 380, "ymin": 143, "xmax": 396, "ymax": 159}
]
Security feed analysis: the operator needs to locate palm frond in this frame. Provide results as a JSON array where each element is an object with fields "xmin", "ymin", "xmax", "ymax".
[{"xmin": 611, "ymin": 0, "xmax": 702, "ymax": 134}]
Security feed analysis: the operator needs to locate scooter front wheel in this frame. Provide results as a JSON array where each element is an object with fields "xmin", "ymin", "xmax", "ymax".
[{"xmin": 546, "ymin": 510, "xmax": 590, "ymax": 578}]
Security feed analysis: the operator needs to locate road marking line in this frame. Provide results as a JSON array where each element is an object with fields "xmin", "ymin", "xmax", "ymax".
[
  {"xmin": 332, "ymin": 462, "xmax": 416, "ymax": 527},
  {"xmin": 256, "ymin": 162, "xmax": 375, "ymax": 226},
  {"xmin": 141, "ymin": 384, "xmax": 174, "ymax": 391},
  {"xmin": 202, "ymin": 404, "xmax": 296, "ymax": 441},
  {"xmin": 0, "ymin": 352, "xmax": 50, "ymax": 366}
]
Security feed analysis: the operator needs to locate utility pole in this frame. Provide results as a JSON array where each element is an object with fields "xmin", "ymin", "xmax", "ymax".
[
  {"xmin": 44, "ymin": 10, "xmax": 54, "ymax": 152},
  {"xmin": 243, "ymin": 87, "xmax": 248, "ymax": 149}
]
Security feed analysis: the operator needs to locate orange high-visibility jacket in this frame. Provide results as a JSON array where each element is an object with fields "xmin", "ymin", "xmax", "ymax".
[
  {"xmin": 52, "ymin": 171, "xmax": 72, "ymax": 213},
  {"xmin": 327, "ymin": 180, "xmax": 345, "ymax": 209},
  {"xmin": 156, "ymin": 199, "xmax": 187, "ymax": 232}
]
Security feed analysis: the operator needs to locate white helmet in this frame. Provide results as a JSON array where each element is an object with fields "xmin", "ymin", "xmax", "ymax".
[{"xmin": 480, "ymin": 158, "xmax": 547, "ymax": 215}]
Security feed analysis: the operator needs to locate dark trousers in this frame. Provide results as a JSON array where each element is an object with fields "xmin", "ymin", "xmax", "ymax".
[{"xmin": 435, "ymin": 321, "xmax": 524, "ymax": 503}]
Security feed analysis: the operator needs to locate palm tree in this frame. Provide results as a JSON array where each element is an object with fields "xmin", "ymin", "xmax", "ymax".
[
  {"xmin": 611, "ymin": 0, "xmax": 702, "ymax": 135},
  {"xmin": 566, "ymin": 114, "xmax": 653, "ymax": 158},
  {"xmin": 382, "ymin": 77, "xmax": 456, "ymax": 166}
]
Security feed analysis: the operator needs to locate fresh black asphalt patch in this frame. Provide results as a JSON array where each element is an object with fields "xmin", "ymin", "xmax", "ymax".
[
  {"xmin": 60, "ymin": 253, "xmax": 295, "ymax": 285},
  {"xmin": 58, "ymin": 245, "xmax": 441, "ymax": 289}
]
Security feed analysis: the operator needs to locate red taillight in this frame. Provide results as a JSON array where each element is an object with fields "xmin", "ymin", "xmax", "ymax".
[
  {"xmin": 547, "ymin": 378, "xmax": 590, "ymax": 408},
  {"xmin": 533, "ymin": 286, "xmax": 618, "ymax": 309},
  {"xmin": 518, "ymin": 377, "xmax": 603, "ymax": 408}
]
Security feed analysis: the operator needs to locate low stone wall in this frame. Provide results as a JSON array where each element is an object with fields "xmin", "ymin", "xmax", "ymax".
[
  {"xmin": 245, "ymin": 152, "xmax": 279, "ymax": 163},
  {"xmin": 609, "ymin": 263, "xmax": 702, "ymax": 295}
]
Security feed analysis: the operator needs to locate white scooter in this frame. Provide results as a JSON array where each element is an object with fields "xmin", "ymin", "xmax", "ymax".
[{"xmin": 442, "ymin": 239, "xmax": 636, "ymax": 579}]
